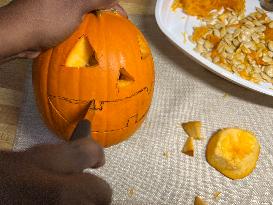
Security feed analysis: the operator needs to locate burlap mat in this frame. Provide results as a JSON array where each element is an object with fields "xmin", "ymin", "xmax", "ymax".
[{"xmin": 14, "ymin": 16, "xmax": 273, "ymax": 205}]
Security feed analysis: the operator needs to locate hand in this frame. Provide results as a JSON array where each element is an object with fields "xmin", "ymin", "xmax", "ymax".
[
  {"xmin": 24, "ymin": 120, "xmax": 105, "ymax": 174},
  {"xmin": 0, "ymin": 120, "xmax": 112, "ymax": 205},
  {"xmin": 0, "ymin": 0, "xmax": 127, "ymax": 62}
]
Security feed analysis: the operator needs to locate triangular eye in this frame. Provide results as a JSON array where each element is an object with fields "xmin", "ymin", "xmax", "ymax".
[
  {"xmin": 118, "ymin": 68, "xmax": 135, "ymax": 87},
  {"xmin": 65, "ymin": 36, "xmax": 98, "ymax": 68}
]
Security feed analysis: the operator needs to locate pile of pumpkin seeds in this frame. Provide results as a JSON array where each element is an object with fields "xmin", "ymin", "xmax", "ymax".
[{"xmin": 191, "ymin": 7, "xmax": 273, "ymax": 84}]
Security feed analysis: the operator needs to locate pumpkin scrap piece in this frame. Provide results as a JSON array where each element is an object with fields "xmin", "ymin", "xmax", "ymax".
[
  {"xmin": 163, "ymin": 151, "xmax": 170, "ymax": 159},
  {"xmin": 206, "ymin": 128, "xmax": 260, "ymax": 180},
  {"xmin": 172, "ymin": 0, "xmax": 245, "ymax": 18},
  {"xmin": 182, "ymin": 121, "xmax": 202, "ymax": 140},
  {"xmin": 213, "ymin": 191, "xmax": 221, "ymax": 200},
  {"xmin": 194, "ymin": 196, "xmax": 208, "ymax": 205},
  {"xmin": 182, "ymin": 137, "xmax": 194, "ymax": 156},
  {"xmin": 128, "ymin": 188, "xmax": 135, "ymax": 197}
]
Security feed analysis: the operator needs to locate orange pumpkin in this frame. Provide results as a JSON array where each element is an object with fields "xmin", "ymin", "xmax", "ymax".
[{"xmin": 33, "ymin": 11, "xmax": 154, "ymax": 147}]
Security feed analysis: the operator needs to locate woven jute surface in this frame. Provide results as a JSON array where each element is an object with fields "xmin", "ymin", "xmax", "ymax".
[{"xmin": 14, "ymin": 16, "xmax": 273, "ymax": 205}]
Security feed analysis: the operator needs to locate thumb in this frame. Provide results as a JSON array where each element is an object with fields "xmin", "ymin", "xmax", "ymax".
[{"xmin": 81, "ymin": 0, "xmax": 117, "ymax": 12}]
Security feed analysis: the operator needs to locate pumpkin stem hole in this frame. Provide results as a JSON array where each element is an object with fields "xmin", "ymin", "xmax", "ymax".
[
  {"xmin": 65, "ymin": 36, "xmax": 98, "ymax": 68},
  {"xmin": 118, "ymin": 68, "xmax": 135, "ymax": 87}
]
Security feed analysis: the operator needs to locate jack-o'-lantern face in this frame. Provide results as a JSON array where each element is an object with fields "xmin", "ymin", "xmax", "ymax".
[{"xmin": 33, "ymin": 12, "xmax": 154, "ymax": 147}]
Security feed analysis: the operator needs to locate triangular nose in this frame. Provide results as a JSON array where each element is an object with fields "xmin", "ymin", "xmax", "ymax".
[
  {"xmin": 118, "ymin": 68, "xmax": 135, "ymax": 87},
  {"xmin": 65, "ymin": 36, "xmax": 98, "ymax": 68}
]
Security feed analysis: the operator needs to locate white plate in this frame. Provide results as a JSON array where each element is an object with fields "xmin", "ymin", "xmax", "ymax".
[{"xmin": 155, "ymin": 0, "xmax": 273, "ymax": 96}]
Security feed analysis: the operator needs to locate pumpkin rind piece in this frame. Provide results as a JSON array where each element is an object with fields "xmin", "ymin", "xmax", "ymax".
[
  {"xmin": 194, "ymin": 196, "xmax": 208, "ymax": 205},
  {"xmin": 182, "ymin": 121, "xmax": 202, "ymax": 140},
  {"xmin": 182, "ymin": 137, "xmax": 194, "ymax": 156}
]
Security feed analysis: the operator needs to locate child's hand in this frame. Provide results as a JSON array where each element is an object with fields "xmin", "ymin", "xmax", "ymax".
[
  {"xmin": 0, "ymin": 120, "xmax": 112, "ymax": 205},
  {"xmin": 0, "ymin": 0, "xmax": 127, "ymax": 61}
]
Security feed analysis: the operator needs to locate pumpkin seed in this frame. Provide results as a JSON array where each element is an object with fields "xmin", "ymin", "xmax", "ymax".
[
  {"xmin": 264, "ymin": 65, "xmax": 273, "ymax": 77},
  {"xmin": 208, "ymin": 19, "xmax": 218, "ymax": 25},
  {"xmin": 257, "ymin": 49, "xmax": 263, "ymax": 58},
  {"xmin": 238, "ymin": 13, "xmax": 245, "ymax": 20},
  {"xmin": 252, "ymin": 73, "xmax": 262, "ymax": 82},
  {"xmin": 256, "ymin": 13, "xmax": 263, "ymax": 19},
  {"xmin": 214, "ymin": 23, "xmax": 224, "ymax": 29},
  {"xmin": 245, "ymin": 21, "xmax": 255, "ymax": 28},
  {"xmin": 213, "ymin": 29, "xmax": 221, "ymax": 38},
  {"xmin": 265, "ymin": 17, "xmax": 271, "ymax": 23},
  {"xmin": 256, "ymin": 26, "xmax": 266, "ymax": 32},
  {"xmin": 241, "ymin": 46, "xmax": 251, "ymax": 54},
  {"xmin": 256, "ymin": 7, "xmax": 265, "ymax": 14},
  {"xmin": 269, "ymin": 22, "xmax": 273, "ymax": 29},
  {"xmin": 204, "ymin": 41, "xmax": 214, "ymax": 50},
  {"xmin": 236, "ymin": 53, "xmax": 246, "ymax": 61},
  {"xmin": 233, "ymin": 29, "xmax": 241, "ymax": 38},
  {"xmin": 268, "ymin": 41, "xmax": 273, "ymax": 52},
  {"xmin": 195, "ymin": 44, "xmax": 205, "ymax": 53},
  {"xmin": 225, "ymin": 46, "xmax": 234, "ymax": 54},
  {"xmin": 201, "ymin": 52, "xmax": 212, "ymax": 61},
  {"xmin": 262, "ymin": 55, "xmax": 273, "ymax": 64},
  {"xmin": 268, "ymin": 51, "xmax": 273, "ymax": 58},
  {"xmin": 213, "ymin": 56, "xmax": 220, "ymax": 63},
  {"xmin": 229, "ymin": 16, "xmax": 238, "ymax": 24},
  {"xmin": 244, "ymin": 41, "xmax": 256, "ymax": 51},
  {"xmin": 233, "ymin": 39, "xmax": 240, "ymax": 47},
  {"xmin": 227, "ymin": 27, "xmax": 236, "ymax": 34},
  {"xmin": 251, "ymin": 33, "xmax": 260, "ymax": 44},
  {"xmin": 253, "ymin": 20, "xmax": 262, "ymax": 26},
  {"xmin": 217, "ymin": 43, "xmax": 225, "ymax": 53},
  {"xmin": 237, "ymin": 64, "xmax": 246, "ymax": 71},
  {"xmin": 220, "ymin": 27, "xmax": 226, "ymax": 37},
  {"xmin": 261, "ymin": 72, "xmax": 272, "ymax": 82}
]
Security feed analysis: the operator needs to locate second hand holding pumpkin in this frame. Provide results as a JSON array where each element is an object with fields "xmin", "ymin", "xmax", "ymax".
[{"xmin": 0, "ymin": 0, "xmax": 127, "ymax": 62}]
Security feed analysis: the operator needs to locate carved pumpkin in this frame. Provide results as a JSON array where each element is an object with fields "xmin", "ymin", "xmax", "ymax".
[{"xmin": 33, "ymin": 11, "xmax": 154, "ymax": 147}]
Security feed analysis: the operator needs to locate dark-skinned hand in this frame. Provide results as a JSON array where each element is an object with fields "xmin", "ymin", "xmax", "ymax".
[{"xmin": 0, "ymin": 120, "xmax": 111, "ymax": 205}]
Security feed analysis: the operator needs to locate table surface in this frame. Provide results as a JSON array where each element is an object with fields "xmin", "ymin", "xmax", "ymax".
[{"xmin": 0, "ymin": 0, "xmax": 157, "ymax": 150}]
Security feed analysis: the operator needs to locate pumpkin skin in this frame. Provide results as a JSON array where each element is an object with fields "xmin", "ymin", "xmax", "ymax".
[{"xmin": 32, "ymin": 11, "xmax": 154, "ymax": 147}]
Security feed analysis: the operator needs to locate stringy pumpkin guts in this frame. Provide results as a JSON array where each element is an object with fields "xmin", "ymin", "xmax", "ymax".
[{"xmin": 172, "ymin": 0, "xmax": 245, "ymax": 17}]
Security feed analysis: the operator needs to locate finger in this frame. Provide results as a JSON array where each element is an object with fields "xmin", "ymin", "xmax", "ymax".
[
  {"xmin": 17, "ymin": 51, "xmax": 41, "ymax": 59},
  {"xmin": 107, "ymin": 3, "xmax": 128, "ymax": 18},
  {"xmin": 81, "ymin": 0, "xmax": 117, "ymax": 12},
  {"xmin": 23, "ymin": 136, "xmax": 105, "ymax": 174},
  {"xmin": 83, "ymin": 174, "xmax": 112, "ymax": 205},
  {"xmin": 71, "ymin": 119, "xmax": 91, "ymax": 141},
  {"xmin": 0, "ymin": 50, "xmax": 41, "ymax": 64},
  {"xmin": 72, "ymin": 137, "xmax": 106, "ymax": 168},
  {"xmin": 61, "ymin": 174, "xmax": 112, "ymax": 205}
]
